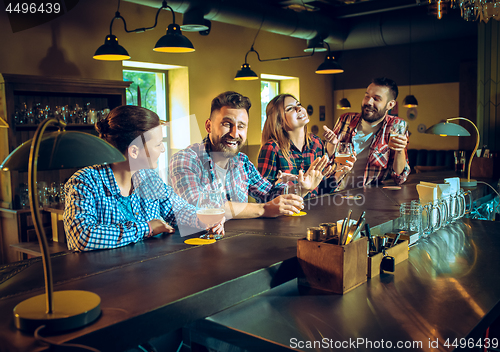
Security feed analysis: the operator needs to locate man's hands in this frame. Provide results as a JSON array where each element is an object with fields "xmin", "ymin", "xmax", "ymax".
[
  {"xmin": 323, "ymin": 125, "xmax": 339, "ymax": 145},
  {"xmin": 388, "ymin": 134, "xmax": 408, "ymax": 152},
  {"xmin": 207, "ymin": 217, "xmax": 225, "ymax": 238},
  {"xmin": 262, "ymin": 194, "xmax": 304, "ymax": 217}
]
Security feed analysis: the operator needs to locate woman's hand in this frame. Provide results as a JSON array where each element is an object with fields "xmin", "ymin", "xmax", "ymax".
[
  {"xmin": 298, "ymin": 155, "xmax": 329, "ymax": 196},
  {"xmin": 147, "ymin": 219, "xmax": 175, "ymax": 237}
]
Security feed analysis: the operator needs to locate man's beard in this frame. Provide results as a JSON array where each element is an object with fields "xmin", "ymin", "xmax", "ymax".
[
  {"xmin": 361, "ymin": 103, "xmax": 389, "ymax": 123},
  {"xmin": 211, "ymin": 133, "xmax": 244, "ymax": 158}
]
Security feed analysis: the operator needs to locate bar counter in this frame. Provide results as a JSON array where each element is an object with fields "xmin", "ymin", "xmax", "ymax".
[{"xmin": 0, "ymin": 172, "xmax": 497, "ymax": 351}]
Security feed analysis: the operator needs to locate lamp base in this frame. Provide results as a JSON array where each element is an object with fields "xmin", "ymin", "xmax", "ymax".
[
  {"xmin": 460, "ymin": 178, "xmax": 478, "ymax": 188},
  {"xmin": 13, "ymin": 290, "xmax": 101, "ymax": 333}
]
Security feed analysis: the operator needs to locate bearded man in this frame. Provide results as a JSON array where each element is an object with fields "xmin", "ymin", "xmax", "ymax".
[
  {"xmin": 323, "ymin": 77, "xmax": 410, "ymax": 190},
  {"xmin": 169, "ymin": 91, "xmax": 309, "ymax": 219}
]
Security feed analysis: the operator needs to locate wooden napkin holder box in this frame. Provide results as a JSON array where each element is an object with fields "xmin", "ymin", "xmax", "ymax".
[{"xmin": 297, "ymin": 237, "xmax": 368, "ymax": 294}]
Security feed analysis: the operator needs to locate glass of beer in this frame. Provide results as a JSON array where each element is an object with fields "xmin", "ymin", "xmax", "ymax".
[
  {"xmin": 196, "ymin": 187, "xmax": 225, "ymax": 240},
  {"xmin": 333, "ymin": 142, "xmax": 354, "ymax": 171},
  {"xmin": 389, "ymin": 120, "xmax": 406, "ymax": 142}
]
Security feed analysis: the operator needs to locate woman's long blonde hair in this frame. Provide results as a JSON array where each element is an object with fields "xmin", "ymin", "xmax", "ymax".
[{"xmin": 261, "ymin": 94, "xmax": 310, "ymax": 165}]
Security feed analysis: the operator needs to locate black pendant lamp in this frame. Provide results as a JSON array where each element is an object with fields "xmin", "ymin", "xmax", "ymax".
[
  {"xmin": 338, "ymin": 97, "xmax": 351, "ymax": 110},
  {"xmin": 315, "ymin": 43, "xmax": 343, "ymax": 74},
  {"xmin": 403, "ymin": 19, "xmax": 418, "ymax": 108},
  {"xmin": 154, "ymin": 23, "xmax": 195, "ymax": 53},
  {"xmin": 94, "ymin": 0, "xmax": 194, "ymax": 61},
  {"xmin": 235, "ymin": 63, "xmax": 258, "ymax": 81},
  {"xmin": 403, "ymin": 94, "xmax": 418, "ymax": 108},
  {"xmin": 93, "ymin": 34, "xmax": 130, "ymax": 61}
]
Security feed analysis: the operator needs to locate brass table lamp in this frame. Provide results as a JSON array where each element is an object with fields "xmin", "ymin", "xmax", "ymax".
[
  {"xmin": 425, "ymin": 117, "xmax": 479, "ymax": 187},
  {"xmin": 1, "ymin": 117, "xmax": 125, "ymax": 333}
]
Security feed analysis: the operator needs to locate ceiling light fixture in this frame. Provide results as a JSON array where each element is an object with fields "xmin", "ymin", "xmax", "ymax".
[
  {"xmin": 403, "ymin": 18, "xmax": 418, "ymax": 108},
  {"xmin": 428, "ymin": 0, "xmax": 500, "ymax": 22},
  {"xmin": 304, "ymin": 35, "xmax": 327, "ymax": 53},
  {"xmin": 234, "ymin": 45, "xmax": 316, "ymax": 81},
  {"xmin": 337, "ymin": 41, "xmax": 350, "ymax": 109},
  {"xmin": 338, "ymin": 97, "xmax": 351, "ymax": 110},
  {"xmin": 94, "ymin": 0, "xmax": 194, "ymax": 61},
  {"xmin": 181, "ymin": 7, "xmax": 210, "ymax": 32},
  {"xmin": 315, "ymin": 43, "xmax": 344, "ymax": 74}
]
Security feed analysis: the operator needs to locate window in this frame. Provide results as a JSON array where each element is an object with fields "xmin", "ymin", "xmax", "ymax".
[
  {"xmin": 123, "ymin": 69, "xmax": 169, "ymax": 181},
  {"xmin": 123, "ymin": 70, "xmax": 167, "ymax": 119},
  {"xmin": 260, "ymin": 80, "xmax": 279, "ymax": 131}
]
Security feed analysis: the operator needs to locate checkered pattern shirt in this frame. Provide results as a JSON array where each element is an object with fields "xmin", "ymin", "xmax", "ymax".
[
  {"xmin": 63, "ymin": 164, "xmax": 198, "ymax": 251},
  {"xmin": 331, "ymin": 113, "xmax": 410, "ymax": 189},
  {"xmin": 258, "ymin": 134, "xmax": 327, "ymax": 197},
  {"xmin": 169, "ymin": 136, "xmax": 286, "ymax": 206}
]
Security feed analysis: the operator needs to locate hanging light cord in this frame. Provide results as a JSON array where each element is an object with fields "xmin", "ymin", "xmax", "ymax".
[
  {"xmin": 109, "ymin": 0, "xmax": 173, "ymax": 35},
  {"xmin": 242, "ymin": 12, "xmax": 315, "ymax": 64},
  {"xmin": 408, "ymin": 18, "xmax": 412, "ymax": 95}
]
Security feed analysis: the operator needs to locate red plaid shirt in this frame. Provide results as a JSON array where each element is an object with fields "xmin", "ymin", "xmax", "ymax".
[
  {"xmin": 258, "ymin": 134, "xmax": 328, "ymax": 197},
  {"xmin": 332, "ymin": 113, "xmax": 410, "ymax": 189},
  {"xmin": 169, "ymin": 136, "xmax": 286, "ymax": 206}
]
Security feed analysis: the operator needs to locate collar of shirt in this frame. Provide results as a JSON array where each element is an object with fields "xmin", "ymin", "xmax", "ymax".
[
  {"xmin": 97, "ymin": 165, "xmax": 163, "ymax": 200},
  {"xmin": 201, "ymin": 135, "xmax": 242, "ymax": 173},
  {"xmin": 98, "ymin": 165, "xmax": 121, "ymax": 197}
]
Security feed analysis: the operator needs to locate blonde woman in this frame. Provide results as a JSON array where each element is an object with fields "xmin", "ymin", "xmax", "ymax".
[{"xmin": 258, "ymin": 94, "xmax": 340, "ymax": 197}]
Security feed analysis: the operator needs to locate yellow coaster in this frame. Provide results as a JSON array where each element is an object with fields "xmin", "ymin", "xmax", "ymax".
[
  {"xmin": 287, "ymin": 211, "xmax": 307, "ymax": 217},
  {"xmin": 383, "ymin": 186, "xmax": 401, "ymax": 190},
  {"xmin": 341, "ymin": 195, "xmax": 362, "ymax": 200},
  {"xmin": 184, "ymin": 238, "xmax": 216, "ymax": 245}
]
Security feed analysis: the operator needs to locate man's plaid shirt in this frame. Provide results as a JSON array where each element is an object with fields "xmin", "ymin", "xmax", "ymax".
[
  {"xmin": 332, "ymin": 113, "xmax": 410, "ymax": 188},
  {"xmin": 169, "ymin": 136, "xmax": 286, "ymax": 206},
  {"xmin": 257, "ymin": 134, "xmax": 326, "ymax": 197}
]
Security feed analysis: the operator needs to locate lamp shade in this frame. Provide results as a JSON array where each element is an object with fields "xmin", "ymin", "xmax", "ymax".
[
  {"xmin": 93, "ymin": 35, "xmax": 131, "ymax": 61},
  {"xmin": 425, "ymin": 122, "xmax": 471, "ymax": 136},
  {"xmin": 403, "ymin": 94, "xmax": 418, "ymax": 108},
  {"xmin": 154, "ymin": 24, "xmax": 195, "ymax": 53},
  {"xmin": 1, "ymin": 130, "xmax": 126, "ymax": 172},
  {"xmin": 338, "ymin": 98, "xmax": 351, "ymax": 110},
  {"xmin": 234, "ymin": 63, "xmax": 258, "ymax": 81},
  {"xmin": 315, "ymin": 56, "xmax": 344, "ymax": 74}
]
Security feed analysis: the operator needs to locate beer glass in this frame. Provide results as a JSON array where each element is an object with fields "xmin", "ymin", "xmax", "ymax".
[{"xmin": 196, "ymin": 187, "xmax": 225, "ymax": 240}]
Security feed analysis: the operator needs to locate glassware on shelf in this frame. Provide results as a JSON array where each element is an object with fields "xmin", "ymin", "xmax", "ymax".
[
  {"xmin": 19, "ymin": 183, "xmax": 29, "ymax": 209},
  {"xmin": 13, "ymin": 101, "xmax": 110, "ymax": 126}
]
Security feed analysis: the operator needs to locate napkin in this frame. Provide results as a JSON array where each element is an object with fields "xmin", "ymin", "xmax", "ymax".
[
  {"xmin": 416, "ymin": 184, "xmax": 438, "ymax": 204},
  {"xmin": 420, "ymin": 181, "xmax": 450, "ymax": 198},
  {"xmin": 444, "ymin": 177, "xmax": 460, "ymax": 195}
]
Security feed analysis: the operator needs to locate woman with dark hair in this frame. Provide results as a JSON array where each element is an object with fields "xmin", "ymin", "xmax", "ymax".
[
  {"xmin": 63, "ymin": 105, "xmax": 222, "ymax": 251},
  {"xmin": 258, "ymin": 94, "xmax": 351, "ymax": 197}
]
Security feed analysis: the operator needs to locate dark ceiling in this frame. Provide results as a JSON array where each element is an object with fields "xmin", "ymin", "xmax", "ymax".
[
  {"xmin": 125, "ymin": 0, "xmax": 475, "ymax": 50},
  {"xmin": 248, "ymin": 0, "xmax": 421, "ymax": 19}
]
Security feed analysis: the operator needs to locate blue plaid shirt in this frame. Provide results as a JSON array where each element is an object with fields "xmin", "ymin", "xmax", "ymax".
[
  {"xmin": 63, "ymin": 164, "xmax": 199, "ymax": 251},
  {"xmin": 169, "ymin": 136, "xmax": 286, "ymax": 206}
]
